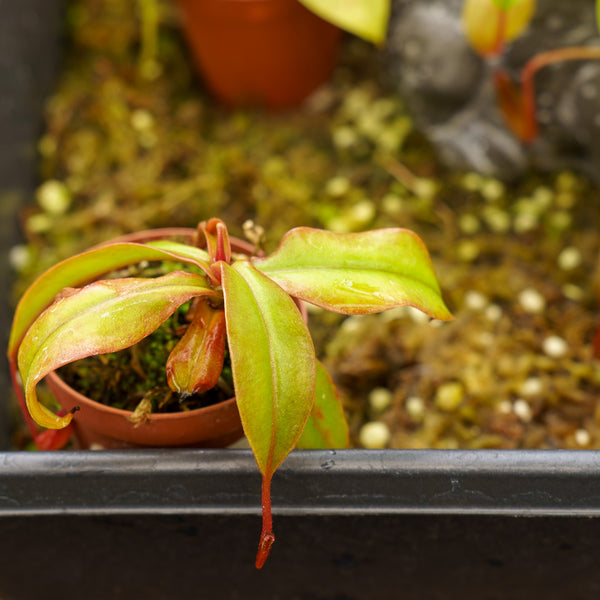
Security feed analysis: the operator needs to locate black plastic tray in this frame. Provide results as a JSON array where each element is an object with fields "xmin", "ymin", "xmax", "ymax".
[
  {"xmin": 0, "ymin": 449, "xmax": 600, "ymax": 599},
  {"xmin": 2, "ymin": 448, "xmax": 600, "ymax": 517}
]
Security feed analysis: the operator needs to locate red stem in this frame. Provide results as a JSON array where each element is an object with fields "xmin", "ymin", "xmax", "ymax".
[
  {"xmin": 520, "ymin": 46, "xmax": 600, "ymax": 143},
  {"xmin": 255, "ymin": 474, "xmax": 275, "ymax": 569},
  {"xmin": 491, "ymin": 9, "xmax": 508, "ymax": 57}
]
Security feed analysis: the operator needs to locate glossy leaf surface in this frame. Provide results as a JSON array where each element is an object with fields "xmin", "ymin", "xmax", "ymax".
[
  {"xmin": 200, "ymin": 218, "xmax": 231, "ymax": 264},
  {"xmin": 254, "ymin": 227, "xmax": 452, "ymax": 320},
  {"xmin": 146, "ymin": 240, "xmax": 211, "ymax": 270},
  {"xmin": 166, "ymin": 300, "xmax": 226, "ymax": 395},
  {"xmin": 221, "ymin": 260, "xmax": 316, "ymax": 568},
  {"xmin": 298, "ymin": 0, "xmax": 390, "ymax": 45},
  {"xmin": 221, "ymin": 260, "xmax": 316, "ymax": 476},
  {"xmin": 18, "ymin": 271, "xmax": 215, "ymax": 429},
  {"xmin": 8, "ymin": 242, "xmax": 211, "ymax": 361},
  {"xmin": 296, "ymin": 361, "xmax": 349, "ymax": 450}
]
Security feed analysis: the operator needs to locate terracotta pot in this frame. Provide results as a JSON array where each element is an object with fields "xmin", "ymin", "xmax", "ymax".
[
  {"xmin": 174, "ymin": 0, "xmax": 342, "ymax": 109},
  {"xmin": 44, "ymin": 372, "xmax": 243, "ymax": 449},
  {"xmin": 42, "ymin": 227, "xmax": 257, "ymax": 450}
]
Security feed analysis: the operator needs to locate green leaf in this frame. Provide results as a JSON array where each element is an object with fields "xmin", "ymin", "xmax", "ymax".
[
  {"xmin": 462, "ymin": 0, "xmax": 535, "ymax": 56},
  {"xmin": 597, "ymin": 0, "xmax": 600, "ymax": 34},
  {"xmin": 146, "ymin": 240, "xmax": 210, "ymax": 267},
  {"xmin": 298, "ymin": 0, "xmax": 390, "ymax": 45},
  {"xmin": 8, "ymin": 242, "xmax": 212, "ymax": 361},
  {"xmin": 296, "ymin": 362, "xmax": 349, "ymax": 449},
  {"xmin": 492, "ymin": 0, "xmax": 527, "ymax": 9},
  {"xmin": 254, "ymin": 227, "xmax": 452, "ymax": 320},
  {"xmin": 221, "ymin": 260, "xmax": 316, "ymax": 476},
  {"xmin": 17, "ymin": 271, "xmax": 215, "ymax": 429},
  {"xmin": 221, "ymin": 260, "xmax": 317, "ymax": 568}
]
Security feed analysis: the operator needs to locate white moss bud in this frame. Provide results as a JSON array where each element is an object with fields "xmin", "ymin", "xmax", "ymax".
[
  {"xmin": 557, "ymin": 246, "xmax": 582, "ymax": 271},
  {"xmin": 464, "ymin": 290, "xmax": 488, "ymax": 311},
  {"xmin": 481, "ymin": 179, "xmax": 504, "ymax": 202},
  {"xmin": 518, "ymin": 288, "xmax": 546, "ymax": 314},
  {"xmin": 325, "ymin": 176, "xmax": 351, "ymax": 198},
  {"xmin": 8, "ymin": 244, "xmax": 32, "ymax": 272},
  {"xmin": 359, "ymin": 422, "xmax": 391, "ymax": 449},
  {"xmin": 458, "ymin": 213, "xmax": 480, "ymax": 234},
  {"xmin": 519, "ymin": 377, "xmax": 543, "ymax": 398},
  {"xmin": 457, "ymin": 240, "xmax": 480, "ymax": 262},
  {"xmin": 405, "ymin": 396, "xmax": 426, "ymax": 421},
  {"xmin": 130, "ymin": 109, "xmax": 154, "ymax": 131},
  {"xmin": 485, "ymin": 304, "xmax": 502, "ymax": 322},
  {"xmin": 36, "ymin": 180, "xmax": 71, "ymax": 215},
  {"xmin": 483, "ymin": 207, "xmax": 510, "ymax": 233},
  {"xmin": 435, "ymin": 382, "xmax": 464, "ymax": 412},
  {"xmin": 513, "ymin": 399, "xmax": 532, "ymax": 422},
  {"xmin": 369, "ymin": 387, "xmax": 393, "ymax": 412},
  {"xmin": 575, "ymin": 429, "xmax": 591, "ymax": 446},
  {"xmin": 542, "ymin": 335, "xmax": 568, "ymax": 358}
]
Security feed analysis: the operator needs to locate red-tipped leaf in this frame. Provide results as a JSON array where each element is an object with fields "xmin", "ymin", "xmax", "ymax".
[
  {"xmin": 8, "ymin": 241, "xmax": 211, "ymax": 362},
  {"xmin": 253, "ymin": 227, "xmax": 452, "ymax": 320},
  {"xmin": 17, "ymin": 271, "xmax": 215, "ymax": 429},
  {"xmin": 220, "ymin": 260, "xmax": 316, "ymax": 568}
]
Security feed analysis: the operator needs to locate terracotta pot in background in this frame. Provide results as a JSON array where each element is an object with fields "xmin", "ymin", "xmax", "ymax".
[{"xmin": 174, "ymin": 0, "xmax": 342, "ymax": 109}]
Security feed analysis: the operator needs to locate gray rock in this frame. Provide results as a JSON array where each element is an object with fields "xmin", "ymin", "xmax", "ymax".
[{"xmin": 384, "ymin": 0, "xmax": 600, "ymax": 182}]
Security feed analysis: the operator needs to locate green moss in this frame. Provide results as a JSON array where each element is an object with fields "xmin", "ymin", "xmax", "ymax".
[{"xmin": 59, "ymin": 301, "xmax": 234, "ymax": 413}]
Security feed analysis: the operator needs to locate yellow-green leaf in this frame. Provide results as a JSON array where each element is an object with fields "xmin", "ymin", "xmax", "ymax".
[
  {"xmin": 253, "ymin": 227, "xmax": 452, "ymax": 320},
  {"xmin": 492, "ymin": 0, "xmax": 529, "ymax": 9},
  {"xmin": 298, "ymin": 0, "xmax": 390, "ymax": 45},
  {"xmin": 220, "ymin": 260, "xmax": 316, "ymax": 477},
  {"xmin": 18, "ymin": 271, "xmax": 215, "ymax": 429},
  {"xmin": 462, "ymin": 0, "xmax": 536, "ymax": 56},
  {"xmin": 221, "ymin": 260, "xmax": 317, "ymax": 568},
  {"xmin": 296, "ymin": 362, "xmax": 349, "ymax": 449},
  {"xmin": 8, "ymin": 241, "xmax": 211, "ymax": 361}
]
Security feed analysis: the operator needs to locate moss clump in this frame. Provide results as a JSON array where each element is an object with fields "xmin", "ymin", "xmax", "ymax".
[{"xmin": 58, "ymin": 300, "xmax": 234, "ymax": 415}]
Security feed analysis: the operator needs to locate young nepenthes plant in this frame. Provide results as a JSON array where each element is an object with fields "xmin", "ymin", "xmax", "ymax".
[
  {"xmin": 8, "ymin": 218, "xmax": 451, "ymax": 568},
  {"xmin": 463, "ymin": 0, "xmax": 600, "ymax": 143}
]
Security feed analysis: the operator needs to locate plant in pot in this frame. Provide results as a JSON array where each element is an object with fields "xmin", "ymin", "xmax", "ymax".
[
  {"xmin": 462, "ymin": 0, "xmax": 600, "ymax": 142},
  {"xmin": 7, "ymin": 217, "xmax": 451, "ymax": 567},
  {"xmin": 172, "ymin": 0, "xmax": 390, "ymax": 109}
]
